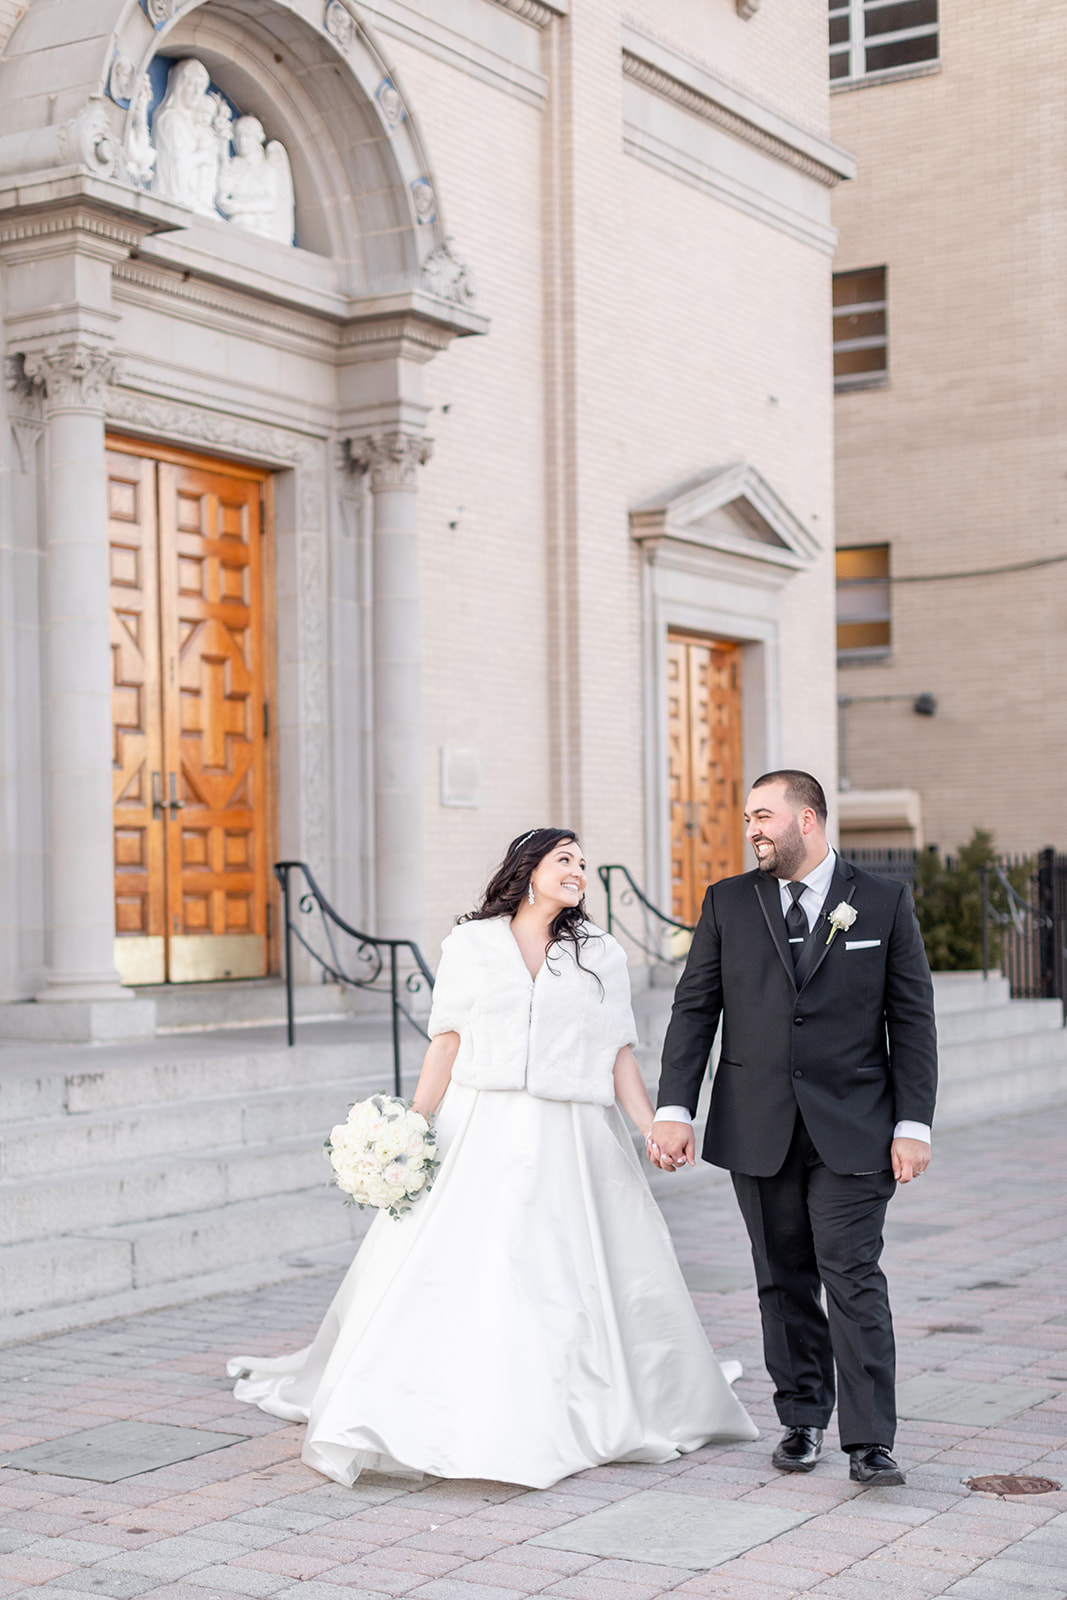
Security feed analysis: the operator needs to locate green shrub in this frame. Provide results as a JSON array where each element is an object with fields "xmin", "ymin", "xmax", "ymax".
[{"xmin": 914, "ymin": 829, "xmax": 1032, "ymax": 972}]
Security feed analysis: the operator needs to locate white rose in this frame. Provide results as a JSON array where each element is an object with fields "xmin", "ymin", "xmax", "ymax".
[
  {"xmin": 376, "ymin": 1125, "xmax": 406, "ymax": 1161},
  {"xmin": 406, "ymin": 1170, "xmax": 426, "ymax": 1193},
  {"xmin": 382, "ymin": 1162, "xmax": 408, "ymax": 1188}
]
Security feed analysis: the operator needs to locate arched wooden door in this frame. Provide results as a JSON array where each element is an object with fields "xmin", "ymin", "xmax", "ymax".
[
  {"xmin": 108, "ymin": 437, "xmax": 275, "ymax": 984},
  {"xmin": 667, "ymin": 632, "xmax": 744, "ymax": 924}
]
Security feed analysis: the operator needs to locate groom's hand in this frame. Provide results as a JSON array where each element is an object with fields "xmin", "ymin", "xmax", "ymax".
[
  {"xmin": 892, "ymin": 1137, "xmax": 931, "ymax": 1183},
  {"xmin": 650, "ymin": 1120, "xmax": 695, "ymax": 1171}
]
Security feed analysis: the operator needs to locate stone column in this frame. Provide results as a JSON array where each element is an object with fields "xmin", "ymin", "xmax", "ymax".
[
  {"xmin": 24, "ymin": 342, "xmax": 127, "ymax": 1001},
  {"xmin": 351, "ymin": 430, "xmax": 432, "ymax": 944}
]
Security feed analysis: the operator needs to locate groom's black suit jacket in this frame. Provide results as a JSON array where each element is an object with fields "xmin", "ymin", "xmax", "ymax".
[{"xmin": 658, "ymin": 856, "xmax": 938, "ymax": 1177}]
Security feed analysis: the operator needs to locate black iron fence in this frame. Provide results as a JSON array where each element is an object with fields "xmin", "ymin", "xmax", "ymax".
[
  {"xmin": 980, "ymin": 850, "xmax": 1067, "ymax": 1014},
  {"xmin": 274, "ymin": 860, "xmax": 434, "ymax": 1093}
]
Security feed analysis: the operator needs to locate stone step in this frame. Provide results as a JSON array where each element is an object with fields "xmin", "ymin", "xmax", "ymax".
[
  {"xmin": 0, "ymin": 1188, "xmax": 370, "ymax": 1321},
  {"xmin": 939, "ymin": 1019, "xmax": 1067, "ymax": 1087},
  {"xmin": 930, "ymin": 971, "xmax": 1012, "ymax": 1011},
  {"xmin": 934, "ymin": 997, "xmax": 1064, "ymax": 1044},
  {"xmin": 139, "ymin": 979, "xmax": 394, "ymax": 1033},
  {"xmin": 0, "ymin": 1019, "xmax": 419, "ymax": 1122},
  {"xmin": 938, "ymin": 1026, "xmax": 1067, "ymax": 1120},
  {"xmin": 0, "ymin": 1071, "xmax": 397, "ymax": 1181},
  {"xmin": 0, "ymin": 1133, "xmax": 339, "ymax": 1247}
]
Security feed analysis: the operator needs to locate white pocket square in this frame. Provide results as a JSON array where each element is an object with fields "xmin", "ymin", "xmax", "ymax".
[{"xmin": 845, "ymin": 938, "xmax": 881, "ymax": 950}]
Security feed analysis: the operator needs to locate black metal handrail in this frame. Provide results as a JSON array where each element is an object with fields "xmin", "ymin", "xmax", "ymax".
[
  {"xmin": 598, "ymin": 864, "xmax": 695, "ymax": 966},
  {"xmin": 274, "ymin": 860, "xmax": 435, "ymax": 1093}
]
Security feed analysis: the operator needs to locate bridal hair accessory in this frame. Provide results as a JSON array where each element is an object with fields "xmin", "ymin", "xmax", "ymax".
[
  {"xmin": 326, "ymin": 1094, "xmax": 439, "ymax": 1220},
  {"xmin": 512, "ymin": 830, "xmax": 537, "ymax": 853},
  {"xmin": 826, "ymin": 901, "xmax": 858, "ymax": 946},
  {"xmin": 528, "ymin": 882, "xmax": 535, "ymax": 905}
]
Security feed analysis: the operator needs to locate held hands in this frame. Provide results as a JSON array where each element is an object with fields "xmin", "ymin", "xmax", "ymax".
[
  {"xmin": 892, "ymin": 1136, "xmax": 931, "ymax": 1183},
  {"xmin": 645, "ymin": 1119, "xmax": 696, "ymax": 1172}
]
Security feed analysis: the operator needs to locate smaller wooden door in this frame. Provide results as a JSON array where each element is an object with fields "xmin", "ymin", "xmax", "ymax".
[
  {"xmin": 109, "ymin": 442, "xmax": 273, "ymax": 984},
  {"xmin": 667, "ymin": 633, "xmax": 744, "ymax": 924}
]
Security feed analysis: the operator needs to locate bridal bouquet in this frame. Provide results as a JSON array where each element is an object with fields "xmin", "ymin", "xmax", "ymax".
[{"xmin": 326, "ymin": 1094, "xmax": 439, "ymax": 1220}]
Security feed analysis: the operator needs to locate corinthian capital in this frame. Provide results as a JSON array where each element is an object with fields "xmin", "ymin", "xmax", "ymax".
[
  {"xmin": 349, "ymin": 431, "xmax": 434, "ymax": 491},
  {"xmin": 21, "ymin": 344, "xmax": 116, "ymax": 412}
]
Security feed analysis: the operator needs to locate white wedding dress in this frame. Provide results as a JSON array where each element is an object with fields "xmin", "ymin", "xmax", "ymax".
[{"xmin": 229, "ymin": 1079, "xmax": 757, "ymax": 1489}]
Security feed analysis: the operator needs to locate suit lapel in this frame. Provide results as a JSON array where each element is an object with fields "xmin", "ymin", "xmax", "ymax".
[
  {"xmin": 754, "ymin": 873, "xmax": 796, "ymax": 989},
  {"xmin": 799, "ymin": 856, "xmax": 856, "ymax": 990}
]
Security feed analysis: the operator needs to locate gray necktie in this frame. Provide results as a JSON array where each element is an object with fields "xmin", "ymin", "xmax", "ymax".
[{"xmin": 786, "ymin": 882, "xmax": 808, "ymax": 976}]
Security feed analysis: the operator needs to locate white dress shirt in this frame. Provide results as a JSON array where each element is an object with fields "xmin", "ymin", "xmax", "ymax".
[{"xmin": 654, "ymin": 847, "xmax": 932, "ymax": 1146}]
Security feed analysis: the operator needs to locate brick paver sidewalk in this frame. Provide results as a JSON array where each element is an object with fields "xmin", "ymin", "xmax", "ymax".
[{"xmin": 2, "ymin": 1106, "xmax": 1066, "ymax": 1600}]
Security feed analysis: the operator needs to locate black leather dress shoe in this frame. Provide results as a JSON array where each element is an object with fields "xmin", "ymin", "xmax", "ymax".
[
  {"xmin": 771, "ymin": 1425, "xmax": 823, "ymax": 1472},
  {"xmin": 849, "ymin": 1444, "xmax": 905, "ymax": 1485}
]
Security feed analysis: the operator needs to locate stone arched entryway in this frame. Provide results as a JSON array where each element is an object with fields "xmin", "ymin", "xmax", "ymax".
[{"xmin": 0, "ymin": 0, "xmax": 486, "ymax": 1032}]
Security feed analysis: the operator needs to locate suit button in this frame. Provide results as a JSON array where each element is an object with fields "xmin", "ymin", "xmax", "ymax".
[
  {"xmin": 793, "ymin": 1016, "xmax": 804, "ymax": 1026},
  {"xmin": 793, "ymin": 1069, "xmax": 803, "ymax": 1078}
]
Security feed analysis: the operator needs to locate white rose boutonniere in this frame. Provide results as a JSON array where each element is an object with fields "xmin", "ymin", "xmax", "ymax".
[{"xmin": 826, "ymin": 901, "xmax": 858, "ymax": 946}]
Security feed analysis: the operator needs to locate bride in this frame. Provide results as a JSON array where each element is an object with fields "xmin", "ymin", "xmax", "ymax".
[{"xmin": 228, "ymin": 829, "xmax": 757, "ymax": 1488}]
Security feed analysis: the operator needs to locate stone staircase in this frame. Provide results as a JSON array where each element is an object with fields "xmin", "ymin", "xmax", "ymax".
[
  {"xmin": 1, "ymin": 970, "xmax": 1064, "ymax": 1346},
  {"xmin": 0, "ymin": 1013, "xmax": 424, "ymax": 1344}
]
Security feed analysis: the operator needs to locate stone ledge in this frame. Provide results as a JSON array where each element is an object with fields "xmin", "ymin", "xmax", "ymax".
[{"xmin": 0, "ymin": 998, "xmax": 157, "ymax": 1043}]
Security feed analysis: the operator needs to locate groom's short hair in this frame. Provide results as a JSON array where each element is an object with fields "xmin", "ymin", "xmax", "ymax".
[{"xmin": 751, "ymin": 769, "xmax": 828, "ymax": 823}]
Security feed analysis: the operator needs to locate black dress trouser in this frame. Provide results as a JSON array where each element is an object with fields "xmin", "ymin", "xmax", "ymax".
[{"xmin": 730, "ymin": 1113, "xmax": 897, "ymax": 1452}]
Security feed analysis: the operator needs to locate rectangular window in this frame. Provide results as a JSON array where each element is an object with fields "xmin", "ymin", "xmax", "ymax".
[
  {"xmin": 833, "ymin": 267, "xmax": 887, "ymax": 389},
  {"xmin": 837, "ymin": 545, "xmax": 891, "ymax": 658},
  {"xmin": 829, "ymin": 0, "xmax": 938, "ymax": 85}
]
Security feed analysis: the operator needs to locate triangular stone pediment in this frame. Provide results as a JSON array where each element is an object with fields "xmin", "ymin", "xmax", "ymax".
[{"xmin": 630, "ymin": 463, "xmax": 819, "ymax": 568}]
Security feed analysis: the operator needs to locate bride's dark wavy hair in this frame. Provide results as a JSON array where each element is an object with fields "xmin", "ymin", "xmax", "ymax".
[{"xmin": 459, "ymin": 828, "xmax": 600, "ymax": 981}]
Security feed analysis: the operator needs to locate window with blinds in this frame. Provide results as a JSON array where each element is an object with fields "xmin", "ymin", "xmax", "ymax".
[
  {"xmin": 830, "ymin": 0, "xmax": 938, "ymax": 85},
  {"xmin": 836, "ymin": 545, "xmax": 891, "ymax": 658},
  {"xmin": 833, "ymin": 267, "xmax": 888, "ymax": 390}
]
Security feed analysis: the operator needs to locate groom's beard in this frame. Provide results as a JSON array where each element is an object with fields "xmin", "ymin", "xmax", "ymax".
[{"xmin": 752, "ymin": 818, "xmax": 806, "ymax": 880}]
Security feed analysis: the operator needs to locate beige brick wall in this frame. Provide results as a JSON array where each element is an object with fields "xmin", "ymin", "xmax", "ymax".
[
  {"xmin": 832, "ymin": 1, "xmax": 1067, "ymax": 855},
  {"xmin": 391, "ymin": 0, "xmax": 839, "ymax": 949}
]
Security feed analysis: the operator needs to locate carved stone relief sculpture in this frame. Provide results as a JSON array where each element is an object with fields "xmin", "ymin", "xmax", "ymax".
[
  {"xmin": 125, "ymin": 75, "xmax": 156, "ymax": 187},
  {"xmin": 139, "ymin": 59, "xmax": 294, "ymax": 244},
  {"xmin": 152, "ymin": 58, "xmax": 229, "ymax": 215},
  {"xmin": 216, "ymin": 116, "xmax": 295, "ymax": 244}
]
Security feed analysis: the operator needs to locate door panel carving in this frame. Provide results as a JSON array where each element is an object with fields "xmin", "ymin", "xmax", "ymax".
[
  {"xmin": 667, "ymin": 633, "xmax": 743, "ymax": 924},
  {"xmin": 109, "ymin": 443, "xmax": 272, "ymax": 983},
  {"xmin": 109, "ymin": 451, "xmax": 165, "ymax": 985}
]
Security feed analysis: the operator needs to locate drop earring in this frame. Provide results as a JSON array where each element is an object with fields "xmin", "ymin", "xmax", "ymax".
[{"xmin": 527, "ymin": 882, "xmax": 535, "ymax": 906}]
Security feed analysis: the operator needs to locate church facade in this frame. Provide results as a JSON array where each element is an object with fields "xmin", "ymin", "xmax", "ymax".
[{"xmin": 0, "ymin": 0, "xmax": 848, "ymax": 1035}]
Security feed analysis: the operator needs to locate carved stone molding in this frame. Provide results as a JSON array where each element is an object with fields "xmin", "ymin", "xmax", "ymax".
[
  {"xmin": 112, "ymin": 260, "xmax": 338, "ymax": 349},
  {"xmin": 622, "ymin": 50, "xmax": 846, "ymax": 188},
  {"xmin": 4, "ymin": 354, "xmax": 42, "ymax": 411},
  {"xmin": 106, "ymin": 387, "xmax": 323, "ymax": 468},
  {"xmin": 0, "ymin": 207, "xmax": 144, "ymax": 254},
  {"xmin": 420, "ymin": 238, "xmax": 477, "ymax": 306},
  {"xmin": 490, "ymin": 0, "xmax": 566, "ymax": 26},
  {"xmin": 338, "ymin": 318, "xmax": 456, "ymax": 364},
  {"xmin": 323, "ymin": 0, "xmax": 356, "ymax": 51},
  {"xmin": 348, "ymin": 431, "xmax": 433, "ymax": 491},
  {"xmin": 10, "ymin": 419, "xmax": 45, "ymax": 474},
  {"xmin": 0, "ymin": 102, "xmax": 117, "ymax": 183},
  {"xmin": 21, "ymin": 345, "xmax": 116, "ymax": 412}
]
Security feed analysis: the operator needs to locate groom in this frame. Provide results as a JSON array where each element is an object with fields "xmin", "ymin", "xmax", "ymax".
[{"xmin": 651, "ymin": 770, "xmax": 937, "ymax": 1486}]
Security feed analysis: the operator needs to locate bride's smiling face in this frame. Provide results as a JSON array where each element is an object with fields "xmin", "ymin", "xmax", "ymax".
[{"xmin": 529, "ymin": 840, "xmax": 587, "ymax": 911}]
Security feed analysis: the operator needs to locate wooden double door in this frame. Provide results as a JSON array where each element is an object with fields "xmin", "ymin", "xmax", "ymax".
[
  {"xmin": 108, "ymin": 439, "xmax": 274, "ymax": 985},
  {"xmin": 667, "ymin": 632, "xmax": 744, "ymax": 925}
]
